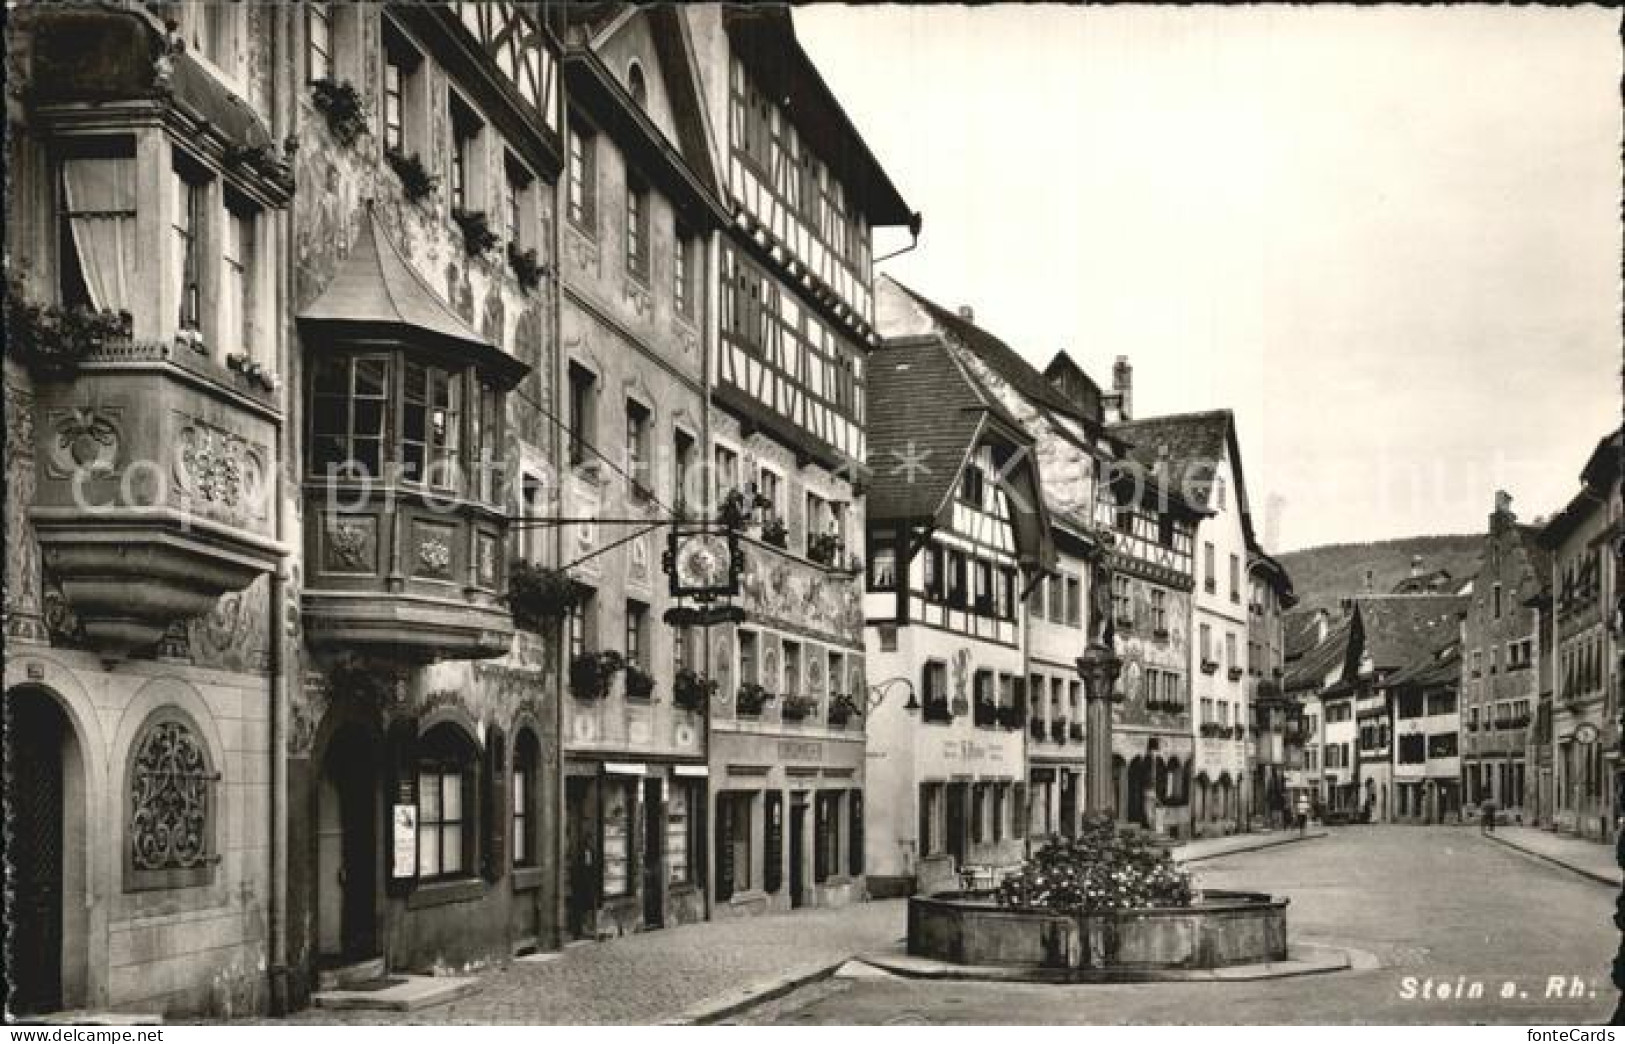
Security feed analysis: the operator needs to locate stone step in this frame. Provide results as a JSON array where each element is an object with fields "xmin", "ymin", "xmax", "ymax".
[
  {"xmin": 316, "ymin": 956, "xmax": 386, "ymax": 992},
  {"xmin": 311, "ymin": 974, "xmax": 480, "ymax": 1013}
]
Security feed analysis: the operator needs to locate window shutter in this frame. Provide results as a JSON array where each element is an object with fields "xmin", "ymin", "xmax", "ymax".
[
  {"xmin": 714, "ymin": 795, "xmax": 734, "ymax": 901},
  {"xmin": 848, "ymin": 788, "xmax": 864, "ymax": 877},
  {"xmin": 764, "ymin": 790, "xmax": 783, "ymax": 894},
  {"xmin": 483, "ymin": 725, "xmax": 507, "ymax": 881},
  {"xmin": 385, "ymin": 716, "xmax": 419, "ymax": 897}
]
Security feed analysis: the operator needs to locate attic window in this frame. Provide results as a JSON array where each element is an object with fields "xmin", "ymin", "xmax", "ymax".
[{"xmin": 628, "ymin": 62, "xmax": 647, "ymax": 109}]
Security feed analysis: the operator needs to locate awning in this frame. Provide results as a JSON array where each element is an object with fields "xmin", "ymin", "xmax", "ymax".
[
  {"xmin": 673, "ymin": 765, "xmax": 709, "ymax": 778},
  {"xmin": 604, "ymin": 762, "xmax": 646, "ymax": 777}
]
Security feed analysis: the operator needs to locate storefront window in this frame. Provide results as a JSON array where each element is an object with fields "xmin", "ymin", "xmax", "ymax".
[
  {"xmin": 667, "ymin": 780, "xmax": 701, "ymax": 885},
  {"xmin": 715, "ymin": 791, "xmax": 754, "ymax": 900},
  {"xmin": 601, "ymin": 778, "xmax": 636, "ymax": 897}
]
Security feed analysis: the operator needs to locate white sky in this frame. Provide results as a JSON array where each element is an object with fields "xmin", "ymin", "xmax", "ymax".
[{"xmin": 795, "ymin": 4, "xmax": 1622, "ymax": 552}]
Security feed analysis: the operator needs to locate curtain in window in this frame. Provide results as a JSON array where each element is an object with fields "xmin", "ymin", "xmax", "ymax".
[{"xmin": 62, "ymin": 157, "xmax": 137, "ymax": 315}]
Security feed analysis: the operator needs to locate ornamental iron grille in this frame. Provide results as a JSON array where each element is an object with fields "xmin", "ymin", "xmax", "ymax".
[{"xmin": 128, "ymin": 719, "xmax": 217, "ymax": 889}]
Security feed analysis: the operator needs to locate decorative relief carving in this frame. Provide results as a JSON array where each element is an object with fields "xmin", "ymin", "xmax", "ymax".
[
  {"xmin": 5, "ymin": 380, "xmax": 45, "ymax": 641},
  {"xmin": 628, "ymin": 536, "xmax": 650, "ymax": 587},
  {"xmin": 671, "ymin": 321, "xmax": 699, "ymax": 359},
  {"xmin": 130, "ymin": 720, "xmax": 212, "ymax": 873},
  {"xmin": 418, "ymin": 534, "xmax": 453, "ymax": 578},
  {"xmin": 46, "ymin": 406, "xmax": 121, "ymax": 480},
  {"xmin": 171, "ymin": 418, "xmax": 269, "ymax": 528},
  {"xmin": 189, "ymin": 576, "xmax": 270, "ymax": 673},
  {"xmin": 624, "ymin": 279, "xmax": 651, "ymax": 319},
  {"xmin": 738, "ymin": 546, "xmax": 864, "ymax": 645},
  {"xmin": 324, "ymin": 517, "xmax": 376, "ymax": 573}
]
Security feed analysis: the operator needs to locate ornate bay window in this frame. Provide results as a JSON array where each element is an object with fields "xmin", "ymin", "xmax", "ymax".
[
  {"xmin": 20, "ymin": 4, "xmax": 293, "ymax": 657},
  {"xmin": 299, "ymin": 209, "xmax": 529, "ymax": 661}
]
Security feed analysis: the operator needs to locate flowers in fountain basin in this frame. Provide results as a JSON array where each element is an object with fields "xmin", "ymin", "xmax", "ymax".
[{"xmin": 995, "ymin": 814, "xmax": 1193, "ymax": 912}]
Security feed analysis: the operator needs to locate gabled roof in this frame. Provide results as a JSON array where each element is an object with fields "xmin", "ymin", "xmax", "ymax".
[
  {"xmin": 1112, "ymin": 409, "xmax": 1259, "ymax": 549},
  {"xmin": 1385, "ymin": 641, "xmax": 1461, "ymax": 690},
  {"xmin": 867, "ymin": 335, "xmax": 1054, "ymax": 571},
  {"xmin": 298, "ymin": 207, "xmax": 527, "ymax": 387},
  {"xmin": 885, "ymin": 279, "xmax": 1092, "ymax": 427},
  {"xmin": 1351, "ymin": 595, "xmax": 1468, "ymax": 675},
  {"xmin": 723, "ymin": 7, "xmax": 916, "ymax": 227},
  {"xmin": 1283, "ymin": 607, "xmax": 1326, "ymax": 662},
  {"xmin": 1284, "ymin": 615, "xmax": 1352, "ymax": 694},
  {"xmin": 1540, "ymin": 429, "xmax": 1622, "ymax": 548}
]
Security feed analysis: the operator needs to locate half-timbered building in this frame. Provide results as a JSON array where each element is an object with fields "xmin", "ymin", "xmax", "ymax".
[
  {"xmin": 680, "ymin": 6, "xmax": 916, "ymax": 917},
  {"xmin": 862, "ymin": 334, "xmax": 1053, "ymax": 897}
]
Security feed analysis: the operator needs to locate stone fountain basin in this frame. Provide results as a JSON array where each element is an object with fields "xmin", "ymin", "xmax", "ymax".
[{"xmin": 908, "ymin": 889, "xmax": 1288, "ymax": 972}]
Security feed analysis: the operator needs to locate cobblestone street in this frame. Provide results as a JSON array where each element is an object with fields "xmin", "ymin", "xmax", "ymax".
[{"xmin": 263, "ymin": 900, "xmax": 904, "ymax": 1025}]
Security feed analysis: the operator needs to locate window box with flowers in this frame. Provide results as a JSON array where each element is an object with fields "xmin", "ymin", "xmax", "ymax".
[
  {"xmin": 1200, "ymin": 723, "xmax": 1223, "ymax": 739},
  {"xmin": 1030, "ymin": 717, "xmax": 1047, "ymax": 741},
  {"xmin": 385, "ymin": 147, "xmax": 439, "ymax": 204},
  {"xmin": 1051, "ymin": 718, "xmax": 1068, "ymax": 743},
  {"xmin": 807, "ymin": 532, "xmax": 843, "ymax": 567},
  {"xmin": 310, "ymin": 78, "xmax": 368, "ymax": 148},
  {"xmin": 1227, "ymin": 667, "xmax": 1244, "ymax": 681},
  {"xmin": 718, "ymin": 487, "xmax": 771, "ymax": 532},
  {"xmin": 452, "ymin": 208, "xmax": 499, "ymax": 258},
  {"xmin": 736, "ymin": 682, "xmax": 770, "ymax": 718},
  {"xmin": 828, "ymin": 692, "xmax": 861, "ymax": 728},
  {"xmin": 673, "ymin": 668, "xmax": 716, "ymax": 714},
  {"xmin": 781, "ymin": 693, "xmax": 817, "ymax": 722},
  {"xmin": 922, "ymin": 698, "xmax": 954, "ymax": 725},
  {"xmin": 1068, "ymin": 722, "xmax": 1084, "ymax": 743},
  {"xmin": 760, "ymin": 515, "xmax": 789, "ymax": 550},
  {"xmin": 973, "ymin": 699, "xmax": 998, "ymax": 728},
  {"xmin": 507, "ymin": 242, "xmax": 543, "ymax": 292},
  {"xmin": 624, "ymin": 664, "xmax": 656, "ymax": 703},
  {"xmin": 4, "ymin": 277, "xmax": 132, "ymax": 379},
  {"xmin": 507, "ymin": 561, "xmax": 583, "ymax": 630},
  {"xmin": 1201, "ymin": 659, "xmax": 1220, "ymax": 675},
  {"xmin": 570, "ymin": 650, "xmax": 625, "ymax": 701},
  {"xmin": 996, "ymin": 704, "xmax": 1023, "ymax": 730}
]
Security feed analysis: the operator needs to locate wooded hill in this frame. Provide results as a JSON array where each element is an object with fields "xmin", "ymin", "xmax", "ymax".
[{"xmin": 1277, "ymin": 534, "xmax": 1483, "ymax": 615}]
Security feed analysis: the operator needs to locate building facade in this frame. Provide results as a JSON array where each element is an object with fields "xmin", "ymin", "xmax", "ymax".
[
  {"xmin": 1247, "ymin": 551, "xmax": 1296, "ymax": 828},
  {"xmin": 1459, "ymin": 492, "xmax": 1546, "ymax": 822},
  {"xmin": 553, "ymin": 4, "xmax": 725, "ymax": 942},
  {"xmin": 1540, "ymin": 431, "xmax": 1621, "ymax": 843},
  {"xmin": 5, "ymin": 0, "xmax": 568, "ymax": 1015},
  {"xmin": 861, "ymin": 334, "xmax": 1052, "ymax": 896},
  {"xmin": 1095, "ymin": 467, "xmax": 1203, "ymax": 838},
  {"xmin": 686, "ymin": 5, "xmax": 914, "ymax": 918},
  {"xmin": 1113, "ymin": 411, "xmax": 1257, "ymax": 835}
]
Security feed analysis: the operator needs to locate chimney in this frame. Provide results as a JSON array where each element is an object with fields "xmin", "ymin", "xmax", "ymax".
[
  {"xmin": 957, "ymin": 305, "xmax": 974, "ymax": 323},
  {"xmin": 1491, "ymin": 489, "xmax": 1515, "ymax": 531},
  {"xmin": 1410, "ymin": 555, "xmax": 1424, "ymax": 579},
  {"xmin": 1113, "ymin": 355, "xmax": 1133, "ymax": 422}
]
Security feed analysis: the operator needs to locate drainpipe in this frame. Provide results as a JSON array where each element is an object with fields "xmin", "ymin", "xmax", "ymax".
[
  {"xmin": 267, "ymin": 2, "xmax": 294, "ymax": 1015},
  {"xmin": 550, "ymin": 15, "xmax": 569, "ymax": 951},
  {"xmin": 700, "ymin": 223, "xmax": 718, "ymax": 921}
]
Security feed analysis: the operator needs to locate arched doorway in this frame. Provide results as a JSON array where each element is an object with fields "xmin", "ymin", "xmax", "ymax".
[
  {"xmin": 1126, "ymin": 757, "xmax": 1150, "ymax": 827},
  {"xmin": 5, "ymin": 686, "xmax": 86, "ymax": 1014},
  {"xmin": 316, "ymin": 721, "xmax": 381, "ymax": 963}
]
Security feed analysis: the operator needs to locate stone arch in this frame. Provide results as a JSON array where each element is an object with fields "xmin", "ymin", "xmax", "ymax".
[
  {"xmin": 4, "ymin": 678, "xmax": 99, "ymax": 1010},
  {"xmin": 419, "ymin": 702, "xmax": 485, "ymax": 751}
]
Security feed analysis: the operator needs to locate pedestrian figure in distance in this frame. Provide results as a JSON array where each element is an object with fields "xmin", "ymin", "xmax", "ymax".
[
  {"xmin": 1479, "ymin": 796, "xmax": 1496, "ymax": 835},
  {"xmin": 1295, "ymin": 793, "xmax": 1310, "ymax": 837}
]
